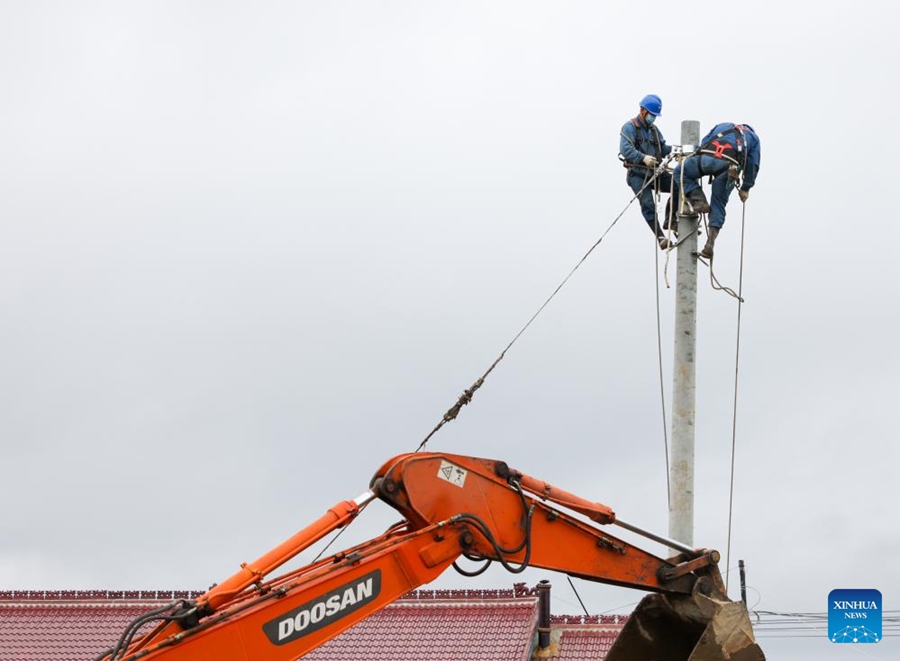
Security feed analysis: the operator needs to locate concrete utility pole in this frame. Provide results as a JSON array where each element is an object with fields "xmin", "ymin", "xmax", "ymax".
[{"xmin": 669, "ymin": 120, "xmax": 700, "ymax": 549}]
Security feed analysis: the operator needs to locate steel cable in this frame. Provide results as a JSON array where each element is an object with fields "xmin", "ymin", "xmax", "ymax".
[
  {"xmin": 417, "ymin": 156, "xmax": 676, "ymax": 451},
  {"xmin": 725, "ymin": 200, "xmax": 748, "ymax": 593}
]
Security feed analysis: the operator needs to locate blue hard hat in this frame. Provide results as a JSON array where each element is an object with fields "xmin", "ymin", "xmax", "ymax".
[{"xmin": 640, "ymin": 94, "xmax": 662, "ymax": 116}]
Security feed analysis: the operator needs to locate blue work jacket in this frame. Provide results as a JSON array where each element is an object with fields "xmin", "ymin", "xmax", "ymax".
[{"xmin": 620, "ymin": 116, "xmax": 672, "ymax": 178}]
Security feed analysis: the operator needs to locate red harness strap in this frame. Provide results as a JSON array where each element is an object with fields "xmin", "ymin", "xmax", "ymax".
[
  {"xmin": 698, "ymin": 126, "xmax": 744, "ymax": 168},
  {"xmin": 708, "ymin": 140, "xmax": 734, "ymax": 158}
]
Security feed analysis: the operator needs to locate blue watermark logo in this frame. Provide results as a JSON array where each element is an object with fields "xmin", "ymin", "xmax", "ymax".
[{"xmin": 828, "ymin": 589, "xmax": 881, "ymax": 643}]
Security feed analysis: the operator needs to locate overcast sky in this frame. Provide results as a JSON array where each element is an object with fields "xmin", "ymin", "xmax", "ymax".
[{"xmin": 2, "ymin": 2, "xmax": 898, "ymax": 659}]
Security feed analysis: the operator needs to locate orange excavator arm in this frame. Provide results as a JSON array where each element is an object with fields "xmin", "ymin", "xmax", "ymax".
[
  {"xmin": 104, "ymin": 452, "xmax": 762, "ymax": 661},
  {"xmin": 370, "ymin": 452, "xmax": 714, "ymax": 594}
]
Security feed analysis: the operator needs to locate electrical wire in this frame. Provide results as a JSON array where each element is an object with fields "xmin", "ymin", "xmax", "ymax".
[
  {"xmin": 724, "ymin": 199, "xmax": 748, "ymax": 593},
  {"xmin": 416, "ymin": 157, "xmax": 675, "ymax": 451},
  {"xmin": 310, "ymin": 498, "xmax": 374, "ymax": 563},
  {"xmin": 698, "ymin": 181, "xmax": 744, "ymax": 302},
  {"xmin": 751, "ymin": 609, "xmax": 900, "ymax": 642},
  {"xmin": 566, "ymin": 576, "xmax": 590, "ymax": 617},
  {"xmin": 652, "ymin": 175, "xmax": 673, "ymax": 505}
]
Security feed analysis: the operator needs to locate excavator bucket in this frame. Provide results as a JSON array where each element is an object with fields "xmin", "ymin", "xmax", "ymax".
[{"xmin": 605, "ymin": 590, "xmax": 765, "ymax": 661}]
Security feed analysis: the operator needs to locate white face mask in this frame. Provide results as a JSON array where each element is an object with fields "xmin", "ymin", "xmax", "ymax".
[{"xmin": 645, "ymin": 114, "xmax": 656, "ymax": 125}]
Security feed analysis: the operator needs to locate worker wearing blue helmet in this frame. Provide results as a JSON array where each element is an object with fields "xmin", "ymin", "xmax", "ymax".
[
  {"xmin": 673, "ymin": 122, "xmax": 761, "ymax": 259},
  {"xmin": 619, "ymin": 94, "xmax": 674, "ymax": 250}
]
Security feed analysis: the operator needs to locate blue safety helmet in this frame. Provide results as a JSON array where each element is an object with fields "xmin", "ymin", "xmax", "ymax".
[{"xmin": 640, "ymin": 94, "xmax": 662, "ymax": 116}]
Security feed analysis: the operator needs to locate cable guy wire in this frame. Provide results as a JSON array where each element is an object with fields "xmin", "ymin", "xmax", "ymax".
[{"xmin": 416, "ymin": 157, "xmax": 675, "ymax": 451}]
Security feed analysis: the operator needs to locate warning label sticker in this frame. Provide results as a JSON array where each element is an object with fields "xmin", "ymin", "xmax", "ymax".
[{"xmin": 438, "ymin": 460, "xmax": 467, "ymax": 488}]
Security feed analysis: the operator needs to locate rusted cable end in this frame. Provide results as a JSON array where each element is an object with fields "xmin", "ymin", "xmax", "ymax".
[{"xmin": 442, "ymin": 377, "xmax": 486, "ymax": 423}]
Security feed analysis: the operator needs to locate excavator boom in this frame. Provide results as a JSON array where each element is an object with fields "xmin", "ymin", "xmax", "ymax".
[{"xmin": 103, "ymin": 452, "xmax": 763, "ymax": 661}]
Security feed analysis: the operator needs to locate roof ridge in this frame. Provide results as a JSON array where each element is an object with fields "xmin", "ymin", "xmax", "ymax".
[
  {"xmin": 387, "ymin": 599, "xmax": 537, "ymax": 609},
  {"xmin": 0, "ymin": 590, "xmax": 203, "ymax": 602},
  {"xmin": 550, "ymin": 613, "xmax": 629, "ymax": 625},
  {"xmin": 398, "ymin": 588, "xmax": 521, "ymax": 600}
]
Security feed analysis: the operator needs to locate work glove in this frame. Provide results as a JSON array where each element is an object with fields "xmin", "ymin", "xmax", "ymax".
[
  {"xmin": 642, "ymin": 154, "xmax": 658, "ymax": 168},
  {"xmin": 739, "ymin": 189, "xmax": 750, "ymax": 202}
]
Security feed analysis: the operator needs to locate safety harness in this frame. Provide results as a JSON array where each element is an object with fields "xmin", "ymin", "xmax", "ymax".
[{"xmin": 697, "ymin": 124, "xmax": 748, "ymax": 171}]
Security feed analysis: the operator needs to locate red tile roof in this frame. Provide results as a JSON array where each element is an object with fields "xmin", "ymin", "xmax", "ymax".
[
  {"xmin": 0, "ymin": 591, "xmax": 203, "ymax": 661},
  {"xmin": 554, "ymin": 628, "xmax": 621, "ymax": 659},
  {"xmin": 306, "ymin": 590, "xmax": 540, "ymax": 661},
  {"xmin": 0, "ymin": 587, "xmax": 625, "ymax": 661}
]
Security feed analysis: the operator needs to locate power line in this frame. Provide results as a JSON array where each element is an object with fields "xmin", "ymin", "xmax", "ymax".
[
  {"xmin": 750, "ymin": 609, "xmax": 900, "ymax": 639},
  {"xmin": 725, "ymin": 200, "xmax": 748, "ymax": 592}
]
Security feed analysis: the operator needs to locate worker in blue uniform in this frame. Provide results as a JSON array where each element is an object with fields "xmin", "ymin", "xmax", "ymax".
[
  {"xmin": 673, "ymin": 123, "xmax": 761, "ymax": 259},
  {"xmin": 619, "ymin": 94, "xmax": 674, "ymax": 250}
]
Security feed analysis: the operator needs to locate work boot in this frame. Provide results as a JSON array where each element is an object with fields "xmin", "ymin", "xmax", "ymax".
[
  {"xmin": 700, "ymin": 227, "xmax": 720, "ymax": 259},
  {"xmin": 651, "ymin": 223, "xmax": 671, "ymax": 250},
  {"xmin": 687, "ymin": 188, "xmax": 711, "ymax": 214}
]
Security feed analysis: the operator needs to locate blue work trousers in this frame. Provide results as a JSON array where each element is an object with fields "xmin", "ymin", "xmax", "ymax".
[
  {"xmin": 627, "ymin": 171, "xmax": 673, "ymax": 230},
  {"xmin": 673, "ymin": 155, "xmax": 736, "ymax": 229}
]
